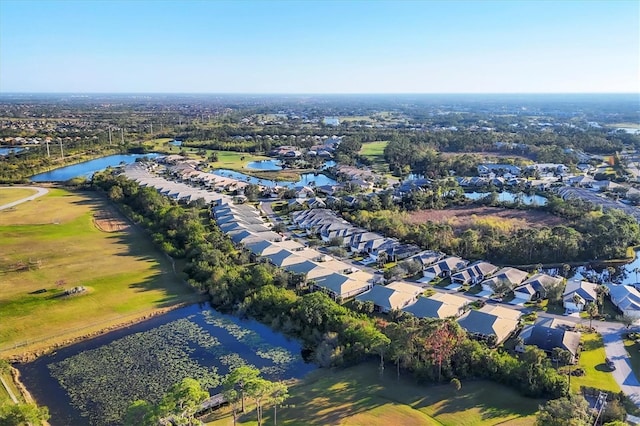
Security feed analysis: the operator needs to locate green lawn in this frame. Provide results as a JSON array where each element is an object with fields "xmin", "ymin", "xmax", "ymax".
[
  {"xmin": 561, "ymin": 332, "xmax": 620, "ymax": 394},
  {"xmin": 205, "ymin": 362, "xmax": 541, "ymax": 426},
  {"xmin": 0, "ymin": 187, "xmax": 38, "ymax": 206},
  {"xmin": 624, "ymin": 338, "xmax": 640, "ymax": 381},
  {"xmin": 0, "ymin": 188, "xmax": 198, "ymax": 358},
  {"xmin": 359, "ymin": 141, "xmax": 388, "ymax": 163}
]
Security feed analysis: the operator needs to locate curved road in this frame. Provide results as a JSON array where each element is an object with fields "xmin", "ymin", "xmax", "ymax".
[{"xmin": 0, "ymin": 186, "xmax": 48, "ymax": 211}]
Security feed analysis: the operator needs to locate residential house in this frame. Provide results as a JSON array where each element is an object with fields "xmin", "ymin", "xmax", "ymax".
[
  {"xmin": 356, "ymin": 281, "xmax": 423, "ymax": 313},
  {"xmin": 563, "ymin": 280, "xmax": 598, "ymax": 312},
  {"xmin": 421, "ymin": 256, "xmax": 468, "ymax": 283},
  {"xmin": 312, "ymin": 272, "xmax": 373, "ymax": 301},
  {"xmin": 513, "ymin": 273, "xmax": 563, "ymax": 303},
  {"xmin": 458, "ymin": 305, "xmax": 522, "ymax": 345},
  {"xmin": 403, "ymin": 292, "xmax": 469, "ymax": 319},
  {"xmin": 410, "ymin": 250, "xmax": 446, "ymax": 269},
  {"xmin": 450, "ymin": 261, "xmax": 499, "ymax": 286},
  {"xmin": 349, "ymin": 232, "xmax": 386, "ymax": 254},
  {"xmin": 480, "ymin": 267, "xmax": 528, "ymax": 296},
  {"xmin": 607, "ymin": 284, "xmax": 640, "ymax": 319},
  {"xmin": 517, "ymin": 318, "xmax": 581, "ymax": 364}
]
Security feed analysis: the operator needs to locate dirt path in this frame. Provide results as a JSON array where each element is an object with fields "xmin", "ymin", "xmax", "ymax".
[{"xmin": 0, "ymin": 186, "xmax": 49, "ymax": 211}]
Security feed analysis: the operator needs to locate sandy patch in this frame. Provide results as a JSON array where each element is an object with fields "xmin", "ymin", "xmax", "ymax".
[{"xmin": 93, "ymin": 207, "xmax": 129, "ymax": 232}]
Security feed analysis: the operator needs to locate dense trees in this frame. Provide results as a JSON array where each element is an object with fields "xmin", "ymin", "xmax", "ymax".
[
  {"xmin": 0, "ymin": 403, "xmax": 50, "ymax": 426},
  {"xmin": 536, "ymin": 395, "xmax": 591, "ymax": 426},
  {"xmin": 345, "ymin": 198, "xmax": 640, "ymax": 264}
]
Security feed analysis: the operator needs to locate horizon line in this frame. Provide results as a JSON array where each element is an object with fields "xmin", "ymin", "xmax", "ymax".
[{"xmin": 1, "ymin": 91, "xmax": 639, "ymax": 96}]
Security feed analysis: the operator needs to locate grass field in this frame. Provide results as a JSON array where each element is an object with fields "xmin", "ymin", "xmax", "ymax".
[
  {"xmin": 561, "ymin": 332, "xmax": 620, "ymax": 394},
  {"xmin": 359, "ymin": 141, "xmax": 388, "ymax": 163},
  {"xmin": 206, "ymin": 362, "xmax": 541, "ymax": 426},
  {"xmin": 0, "ymin": 187, "xmax": 37, "ymax": 206},
  {"xmin": 0, "ymin": 188, "xmax": 198, "ymax": 359}
]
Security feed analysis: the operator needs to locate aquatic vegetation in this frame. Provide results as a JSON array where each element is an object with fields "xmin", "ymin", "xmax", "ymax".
[
  {"xmin": 43, "ymin": 309, "xmax": 310, "ymax": 425},
  {"xmin": 49, "ymin": 319, "xmax": 220, "ymax": 425}
]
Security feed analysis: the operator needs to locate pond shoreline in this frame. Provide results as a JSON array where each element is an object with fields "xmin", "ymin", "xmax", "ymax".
[{"xmin": 5, "ymin": 301, "xmax": 201, "ymax": 363}]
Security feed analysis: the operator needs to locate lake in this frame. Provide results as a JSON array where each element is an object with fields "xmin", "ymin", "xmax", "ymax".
[
  {"xmin": 17, "ymin": 303, "xmax": 314, "ymax": 426},
  {"xmin": 246, "ymin": 159, "xmax": 337, "ymax": 171},
  {"xmin": 30, "ymin": 154, "xmax": 161, "ymax": 182},
  {"xmin": 465, "ymin": 191, "xmax": 548, "ymax": 206},
  {"xmin": 213, "ymin": 169, "xmax": 338, "ymax": 188},
  {"xmin": 246, "ymin": 159, "xmax": 283, "ymax": 170}
]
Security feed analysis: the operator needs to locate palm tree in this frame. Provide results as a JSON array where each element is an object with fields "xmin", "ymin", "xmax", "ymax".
[
  {"xmin": 586, "ymin": 302, "xmax": 598, "ymax": 329},
  {"xmin": 595, "ymin": 285, "xmax": 609, "ymax": 308}
]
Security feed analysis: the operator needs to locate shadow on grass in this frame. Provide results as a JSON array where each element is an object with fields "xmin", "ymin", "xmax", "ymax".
[{"xmin": 70, "ymin": 192, "xmax": 199, "ymax": 309}]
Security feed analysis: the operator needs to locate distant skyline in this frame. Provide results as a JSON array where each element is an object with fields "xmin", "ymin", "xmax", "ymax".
[{"xmin": 1, "ymin": 0, "xmax": 638, "ymax": 94}]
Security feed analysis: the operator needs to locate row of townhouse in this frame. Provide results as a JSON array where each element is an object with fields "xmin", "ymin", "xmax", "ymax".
[
  {"xmin": 290, "ymin": 209, "xmax": 421, "ymax": 262},
  {"xmin": 122, "ymin": 162, "xmax": 601, "ymax": 357},
  {"xmin": 169, "ymin": 162, "xmax": 250, "ymax": 194},
  {"xmin": 211, "ymin": 203, "xmax": 377, "ymax": 302}
]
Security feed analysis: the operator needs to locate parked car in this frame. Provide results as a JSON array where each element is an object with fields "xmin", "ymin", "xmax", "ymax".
[{"xmin": 605, "ymin": 357, "xmax": 616, "ymax": 371}]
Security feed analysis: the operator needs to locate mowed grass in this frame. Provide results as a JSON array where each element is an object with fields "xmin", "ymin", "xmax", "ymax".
[
  {"xmin": 561, "ymin": 332, "xmax": 620, "ymax": 393},
  {"xmin": 359, "ymin": 141, "xmax": 388, "ymax": 163},
  {"xmin": 206, "ymin": 362, "xmax": 541, "ymax": 426},
  {"xmin": 0, "ymin": 187, "xmax": 37, "ymax": 206},
  {"xmin": 0, "ymin": 188, "xmax": 198, "ymax": 357}
]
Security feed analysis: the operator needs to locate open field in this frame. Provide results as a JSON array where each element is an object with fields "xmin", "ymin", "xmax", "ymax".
[
  {"xmin": 405, "ymin": 206, "xmax": 564, "ymax": 233},
  {"xmin": 359, "ymin": 141, "xmax": 388, "ymax": 163},
  {"xmin": 561, "ymin": 332, "xmax": 620, "ymax": 394},
  {"xmin": 0, "ymin": 187, "xmax": 37, "ymax": 206},
  {"xmin": 206, "ymin": 362, "xmax": 541, "ymax": 426},
  {"xmin": 0, "ymin": 188, "xmax": 199, "ymax": 359}
]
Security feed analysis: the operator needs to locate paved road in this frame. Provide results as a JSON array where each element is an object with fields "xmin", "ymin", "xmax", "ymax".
[
  {"xmin": 0, "ymin": 186, "xmax": 48, "ymax": 211},
  {"xmin": 598, "ymin": 323, "xmax": 640, "ymax": 406}
]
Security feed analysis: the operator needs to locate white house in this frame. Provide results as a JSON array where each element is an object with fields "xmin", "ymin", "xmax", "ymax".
[
  {"xmin": 608, "ymin": 284, "xmax": 640, "ymax": 319},
  {"xmin": 563, "ymin": 280, "xmax": 598, "ymax": 312}
]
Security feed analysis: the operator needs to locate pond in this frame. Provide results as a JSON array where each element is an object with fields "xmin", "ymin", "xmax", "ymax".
[
  {"xmin": 246, "ymin": 159, "xmax": 283, "ymax": 171},
  {"xmin": 464, "ymin": 191, "xmax": 548, "ymax": 206},
  {"xmin": 0, "ymin": 147, "xmax": 25, "ymax": 156},
  {"xmin": 17, "ymin": 303, "xmax": 314, "ymax": 426},
  {"xmin": 245, "ymin": 159, "xmax": 337, "ymax": 171},
  {"xmin": 30, "ymin": 154, "xmax": 161, "ymax": 182},
  {"xmin": 169, "ymin": 140, "xmax": 183, "ymax": 146},
  {"xmin": 213, "ymin": 169, "xmax": 338, "ymax": 188}
]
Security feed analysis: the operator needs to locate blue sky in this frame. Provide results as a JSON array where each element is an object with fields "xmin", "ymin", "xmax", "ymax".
[{"xmin": 0, "ymin": 0, "xmax": 638, "ymax": 93}]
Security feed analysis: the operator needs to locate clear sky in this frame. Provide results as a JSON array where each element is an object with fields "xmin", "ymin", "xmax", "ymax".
[{"xmin": 0, "ymin": 0, "xmax": 638, "ymax": 94}]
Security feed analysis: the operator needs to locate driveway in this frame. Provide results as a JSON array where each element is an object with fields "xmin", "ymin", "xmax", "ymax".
[
  {"xmin": 0, "ymin": 186, "xmax": 48, "ymax": 210},
  {"xmin": 597, "ymin": 322, "xmax": 640, "ymax": 406}
]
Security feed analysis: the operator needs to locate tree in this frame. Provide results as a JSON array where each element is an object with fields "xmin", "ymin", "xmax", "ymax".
[
  {"xmin": 223, "ymin": 366, "xmax": 260, "ymax": 414},
  {"xmin": 586, "ymin": 301, "xmax": 599, "ymax": 329},
  {"xmin": 536, "ymin": 395, "xmax": 591, "ymax": 426},
  {"xmin": 595, "ymin": 285, "xmax": 609, "ymax": 307},
  {"xmin": 158, "ymin": 378, "xmax": 209, "ymax": 425},
  {"xmin": 267, "ymin": 381, "xmax": 289, "ymax": 426},
  {"xmin": 551, "ymin": 347, "xmax": 573, "ymax": 367},
  {"xmin": 221, "ymin": 388, "xmax": 242, "ymax": 426},
  {"xmin": 423, "ymin": 320, "xmax": 465, "ymax": 381},
  {"xmin": 616, "ymin": 313, "xmax": 636, "ymax": 329},
  {"xmin": 0, "ymin": 403, "xmax": 50, "ymax": 426},
  {"xmin": 124, "ymin": 400, "xmax": 156, "ymax": 426},
  {"xmin": 246, "ymin": 377, "xmax": 272, "ymax": 426}
]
